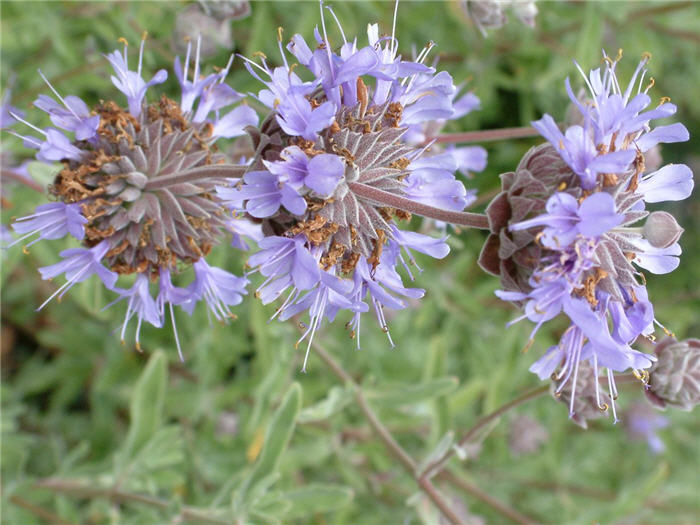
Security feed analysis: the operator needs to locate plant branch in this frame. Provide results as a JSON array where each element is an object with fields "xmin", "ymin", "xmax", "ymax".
[
  {"xmin": 422, "ymin": 385, "xmax": 549, "ymax": 478},
  {"xmin": 309, "ymin": 340, "xmax": 465, "ymax": 525},
  {"xmin": 427, "ymin": 126, "xmax": 540, "ymax": 145},
  {"xmin": 8, "ymin": 495, "xmax": 77, "ymax": 525},
  {"xmin": 439, "ymin": 471, "xmax": 539, "ymax": 525},
  {"xmin": 143, "ymin": 165, "xmax": 247, "ymax": 191},
  {"xmin": 348, "ymin": 182, "xmax": 490, "ymax": 229},
  {"xmin": 33, "ymin": 479, "xmax": 231, "ymax": 525}
]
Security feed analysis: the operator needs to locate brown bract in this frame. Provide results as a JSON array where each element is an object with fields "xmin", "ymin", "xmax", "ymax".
[{"xmin": 478, "ymin": 143, "xmax": 577, "ymax": 294}]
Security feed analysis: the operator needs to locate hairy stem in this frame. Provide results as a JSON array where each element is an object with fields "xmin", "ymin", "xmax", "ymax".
[
  {"xmin": 422, "ymin": 385, "xmax": 549, "ymax": 478},
  {"xmin": 143, "ymin": 164, "xmax": 247, "ymax": 191},
  {"xmin": 310, "ymin": 340, "xmax": 465, "ymax": 525},
  {"xmin": 439, "ymin": 471, "xmax": 539, "ymax": 525},
  {"xmin": 428, "ymin": 126, "xmax": 540, "ymax": 145},
  {"xmin": 348, "ymin": 182, "xmax": 490, "ymax": 229},
  {"xmin": 33, "ymin": 479, "xmax": 231, "ymax": 525}
]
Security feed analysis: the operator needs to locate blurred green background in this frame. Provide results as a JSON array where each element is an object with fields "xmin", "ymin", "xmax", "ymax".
[{"xmin": 1, "ymin": 1, "xmax": 698, "ymax": 524}]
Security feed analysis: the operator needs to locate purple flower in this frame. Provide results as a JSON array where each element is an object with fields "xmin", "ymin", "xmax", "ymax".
[
  {"xmin": 105, "ymin": 39, "xmax": 167, "ymax": 117},
  {"xmin": 183, "ymin": 259, "xmax": 248, "ymax": 321},
  {"xmin": 405, "ymin": 154, "xmax": 471, "ymax": 211},
  {"xmin": 0, "ymin": 87, "xmax": 23, "ymax": 129},
  {"xmin": 397, "ymin": 71, "xmax": 457, "ymax": 125},
  {"xmin": 211, "ymin": 104, "xmax": 259, "ymax": 139},
  {"xmin": 11, "ymin": 202, "xmax": 86, "ymax": 248},
  {"xmin": 157, "ymin": 268, "xmax": 193, "ymax": 361},
  {"xmin": 233, "ymin": 171, "xmax": 307, "ymax": 218},
  {"xmin": 637, "ymin": 164, "xmax": 694, "ymax": 203},
  {"xmin": 265, "ymin": 147, "xmax": 345, "ymax": 197},
  {"xmin": 33, "ymin": 71, "xmax": 99, "ymax": 141},
  {"xmin": 624, "ymin": 402, "xmax": 669, "ymax": 454},
  {"xmin": 248, "ymin": 235, "xmax": 321, "ymax": 304},
  {"xmin": 226, "ymin": 217, "xmax": 263, "ymax": 251},
  {"xmin": 448, "ymin": 145, "xmax": 488, "ymax": 175},
  {"xmin": 233, "ymin": 2, "xmax": 481, "ymax": 351},
  {"xmin": 628, "ymin": 238, "xmax": 682, "ymax": 275},
  {"xmin": 347, "ymin": 249, "xmax": 424, "ymax": 348},
  {"xmin": 510, "ymin": 192, "xmax": 623, "ymax": 248},
  {"xmin": 174, "ymin": 37, "xmax": 219, "ymax": 113},
  {"xmin": 278, "ymin": 269, "xmax": 367, "ymax": 371},
  {"xmin": 8, "ymin": 114, "xmax": 84, "ymax": 163},
  {"xmin": 105, "ymin": 274, "xmax": 163, "ymax": 349},
  {"xmin": 532, "ymin": 116, "xmax": 636, "ymax": 190},
  {"xmin": 37, "ymin": 240, "xmax": 118, "ymax": 310},
  {"xmin": 276, "ymin": 91, "xmax": 336, "ymax": 141}
]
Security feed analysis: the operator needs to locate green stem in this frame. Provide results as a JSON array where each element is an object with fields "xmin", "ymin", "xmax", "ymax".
[
  {"xmin": 310, "ymin": 340, "xmax": 465, "ymax": 525},
  {"xmin": 33, "ymin": 479, "xmax": 231, "ymax": 525},
  {"xmin": 422, "ymin": 385, "xmax": 549, "ymax": 478}
]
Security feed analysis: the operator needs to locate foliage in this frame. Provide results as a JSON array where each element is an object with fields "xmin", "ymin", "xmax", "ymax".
[{"xmin": 1, "ymin": 1, "xmax": 698, "ymax": 523}]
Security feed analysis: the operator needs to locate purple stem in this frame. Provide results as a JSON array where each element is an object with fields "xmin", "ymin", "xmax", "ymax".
[
  {"xmin": 143, "ymin": 165, "xmax": 247, "ymax": 191},
  {"xmin": 429, "ymin": 126, "xmax": 540, "ymax": 145},
  {"xmin": 348, "ymin": 182, "xmax": 490, "ymax": 229}
]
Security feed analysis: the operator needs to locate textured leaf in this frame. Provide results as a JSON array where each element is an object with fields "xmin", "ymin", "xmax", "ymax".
[
  {"xmin": 120, "ymin": 351, "xmax": 168, "ymax": 461},
  {"xmin": 364, "ymin": 377, "xmax": 458, "ymax": 406}
]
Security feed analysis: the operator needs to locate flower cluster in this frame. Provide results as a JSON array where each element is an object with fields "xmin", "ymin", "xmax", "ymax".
[
  {"xmin": 217, "ymin": 4, "xmax": 481, "ymax": 368},
  {"xmin": 482, "ymin": 51, "xmax": 694, "ymax": 420},
  {"xmin": 9, "ymin": 36, "xmax": 260, "ymax": 358}
]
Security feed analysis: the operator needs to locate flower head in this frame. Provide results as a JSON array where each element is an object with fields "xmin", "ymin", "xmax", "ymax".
[
  {"xmin": 227, "ymin": 3, "xmax": 472, "ymax": 360},
  {"xmin": 10, "ymin": 36, "xmax": 257, "ymax": 356},
  {"xmin": 484, "ymin": 51, "xmax": 694, "ymax": 421}
]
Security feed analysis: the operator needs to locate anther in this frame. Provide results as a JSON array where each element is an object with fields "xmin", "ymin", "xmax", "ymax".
[
  {"xmin": 598, "ymin": 403, "xmax": 609, "ymax": 412},
  {"xmin": 277, "ymin": 27, "xmax": 284, "ymax": 42},
  {"xmin": 659, "ymin": 96, "xmax": 671, "ymax": 104},
  {"xmin": 118, "ymin": 37, "xmax": 129, "ymax": 47},
  {"xmin": 521, "ymin": 339, "xmax": 534, "ymax": 354},
  {"xmin": 141, "ymin": 31, "xmax": 148, "ymax": 41},
  {"xmin": 615, "ymin": 48, "xmax": 623, "ymax": 61},
  {"xmin": 641, "ymin": 51, "xmax": 652, "ymax": 61},
  {"xmin": 644, "ymin": 76, "xmax": 655, "ymax": 93}
]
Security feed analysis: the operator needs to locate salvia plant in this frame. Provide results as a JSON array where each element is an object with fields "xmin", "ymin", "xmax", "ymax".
[{"xmin": 1, "ymin": 1, "xmax": 698, "ymax": 524}]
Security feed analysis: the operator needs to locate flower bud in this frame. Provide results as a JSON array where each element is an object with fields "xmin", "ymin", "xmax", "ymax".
[
  {"xmin": 512, "ymin": 1, "xmax": 538, "ymax": 28},
  {"xmin": 643, "ymin": 211, "xmax": 684, "ymax": 249},
  {"xmin": 463, "ymin": 0, "xmax": 506, "ymax": 35},
  {"xmin": 646, "ymin": 338, "xmax": 700, "ymax": 411},
  {"xmin": 173, "ymin": 4, "xmax": 233, "ymax": 58},
  {"xmin": 552, "ymin": 361, "xmax": 611, "ymax": 429},
  {"xmin": 508, "ymin": 415, "xmax": 548, "ymax": 456}
]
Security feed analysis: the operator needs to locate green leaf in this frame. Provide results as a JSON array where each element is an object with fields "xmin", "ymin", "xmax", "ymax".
[
  {"xmin": 417, "ymin": 432, "xmax": 454, "ymax": 477},
  {"xmin": 298, "ymin": 386, "xmax": 351, "ymax": 423},
  {"xmin": 364, "ymin": 377, "xmax": 459, "ymax": 406},
  {"xmin": 120, "ymin": 351, "xmax": 168, "ymax": 460},
  {"xmin": 254, "ymin": 484, "xmax": 354, "ymax": 519},
  {"xmin": 26, "ymin": 161, "xmax": 60, "ymax": 186},
  {"xmin": 236, "ymin": 382, "xmax": 302, "ymax": 507}
]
